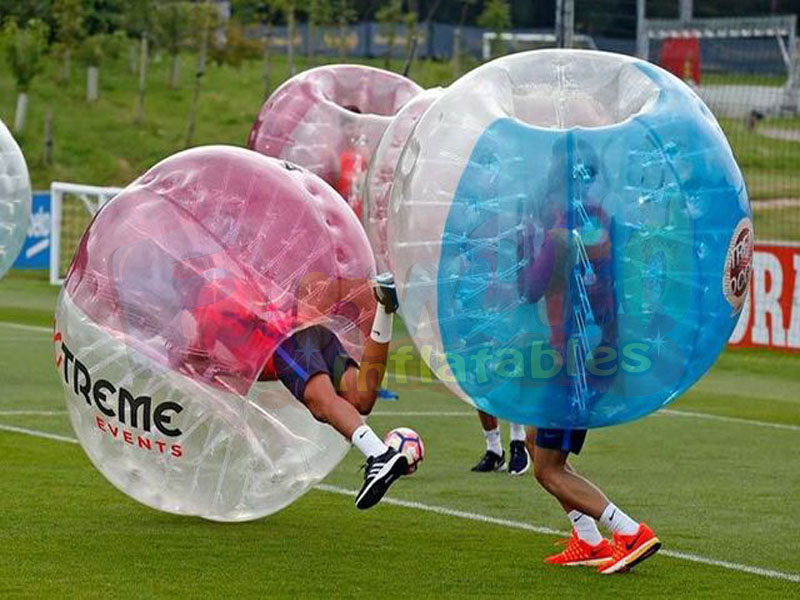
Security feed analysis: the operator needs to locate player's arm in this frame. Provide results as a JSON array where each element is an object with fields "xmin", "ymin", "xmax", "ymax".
[{"xmin": 340, "ymin": 272, "xmax": 398, "ymax": 412}]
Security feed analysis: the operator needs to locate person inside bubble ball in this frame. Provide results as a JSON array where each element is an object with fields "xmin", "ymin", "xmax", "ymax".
[
  {"xmin": 256, "ymin": 272, "xmax": 408, "ymax": 510},
  {"xmin": 336, "ymin": 105, "xmax": 369, "ymax": 218},
  {"xmin": 519, "ymin": 143, "xmax": 661, "ymax": 574}
]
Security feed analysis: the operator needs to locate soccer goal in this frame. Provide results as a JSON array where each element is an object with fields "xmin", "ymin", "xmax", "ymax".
[
  {"xmin": 49, "ymin": 181, "xmax": 122, "ymax": 286},
  {"xmin": 481, "ymin": 32, "xmax": 597, "ymax": 60},
  {"xmin": 642, "ymin": 15, "xmax": 798, "ymax": 117}
]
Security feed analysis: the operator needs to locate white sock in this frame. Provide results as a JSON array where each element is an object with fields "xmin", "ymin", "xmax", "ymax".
[
  {"xmin": 599, "ymin": 503, "xmax": 639, "ymax": 535},
  {"xmin": 351, "ymin": 424, "xmax": 389, "ymax": 458},
  {"xmin": 484, "ymin": 426, "xmax": 502, "ymax": 455},
  {"xmin": 370, "ymin": 306, "xmax": 394, "ymax": 343},
  {"xmin": 510, "ymin": 422, "xmax": 526, "ymax": 442},
  {"xmin": 568, "ymin": 510, "xmax": 604, "ymax": 545}
]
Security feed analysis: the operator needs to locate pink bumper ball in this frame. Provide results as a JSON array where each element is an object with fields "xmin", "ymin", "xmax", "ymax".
[
  {"xmin": 53, "ymin": 146, "xmax": 377, "ymax": 521},
  {"xmin": 247, "ymin": 65, "xmax": 423, "ymax": 217},
  {"xmin": 363, "ymin": 87, "xmax": 444, "ymax": 271}
]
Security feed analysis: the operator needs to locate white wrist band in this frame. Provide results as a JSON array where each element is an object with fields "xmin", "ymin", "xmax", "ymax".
[{"xmin": 370, "ymin": 308, "xmax": 394, "ymax": 343}]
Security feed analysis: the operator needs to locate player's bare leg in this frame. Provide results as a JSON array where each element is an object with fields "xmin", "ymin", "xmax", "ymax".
[{"xmin": 525, "ymin": 428, "xmax": 660, "ymax": 571}]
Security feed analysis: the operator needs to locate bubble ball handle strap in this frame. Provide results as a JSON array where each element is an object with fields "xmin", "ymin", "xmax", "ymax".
[{"xmin": 371, "ymin": 272, "xmax": 398, "ymax": 343}]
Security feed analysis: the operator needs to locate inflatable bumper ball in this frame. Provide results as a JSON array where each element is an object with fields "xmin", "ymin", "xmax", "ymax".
[
  {"xmin": 363, "ymin": 87, "xmax": 444, "ymax": 271},
  {"xmin": 248, "ymin": 64, "xmax": 423, "ymax": 218},
  {"xmin": 54, "ymin": 146, "xmax": 377, "ymax": 521},
  {"xmin": 388, "ymin": 50, "xmax": 753, "ymax": 429},
  {"xmin": 0, "ymin": 119, "xmax": 31, "ymax": 280}
]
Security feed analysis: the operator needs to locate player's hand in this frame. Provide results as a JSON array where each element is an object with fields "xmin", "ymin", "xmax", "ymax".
[{"xmin": 372, "ymin": 272, "xmax": 399, "ymax": 314}]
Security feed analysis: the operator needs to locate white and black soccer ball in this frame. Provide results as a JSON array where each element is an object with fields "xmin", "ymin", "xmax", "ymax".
[{"xmin": 384, "ymin": 427, "xmax": 425, "ymax": 474}]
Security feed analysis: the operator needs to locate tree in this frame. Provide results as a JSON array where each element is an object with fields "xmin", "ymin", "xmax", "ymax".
[
  {"xmin": 305, "ymin": 0, "xmax": 331, "ymax": 64},
  {"xmin": 76, "ymin": 31, "xmax": 124, "ymax": 101},
  {"xmin": 2, "ymin": 18, "xmax": 49, "ymax": 133},
  {"xmin": 231, "ymin": 0, "xmax": 278, "ymax": 99},
  {"xmin": 375, "ymin": 0, "xmax": 401, "ymax": 70},
  {"xmin": 185, "ymin": 0, "xmax": 215, "ymax": 146},
  {"xmin": 52, "ymin": 0, "xmax": 85, "ymax": 85},
  {"xmin": 156, "ymin": 1, "xmax": 192, "ymax": 88},
  {"xmin": 452, "ymin": 0, "xmax": 475, "ymax": 78},
  {"xmin": 477, "ymin": 0, "xmax": 511, "ymax": 59},
  {"xmin": 123, "ymin": 0, "xmax": 159, "ymax": 124},
  {"xmin": 278, "ymin": 0, "xmax": 297, "ymax": 75},
  {"xmin": 333, "ymin": 0, "xmax": 356, "ymax": 60}
]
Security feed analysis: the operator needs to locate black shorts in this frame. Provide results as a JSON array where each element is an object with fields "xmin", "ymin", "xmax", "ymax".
[
  {"xmin": 272, "ymin": 325, "xmax": 358, "ymax": 402},
  {"xmin": 535, "ymin": 428, "xmax": 588, "ymax": 455}
]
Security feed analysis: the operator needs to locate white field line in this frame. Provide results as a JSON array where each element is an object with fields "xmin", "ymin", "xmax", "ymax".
[
  {"xmin": 0, "ymin": 423, "xmax": 798, "ymax": 584},
  {"xmin": 316, "ymin": 484, "xmax": 800, "ymax": 584},
  {"xmin": 659, "ymin": 409, "xmax": 800, "ymax": 432},
  {"xmin": 0, "ymin": 322, "xmax": 52, "ymax": 334},
  {"xmin": 2, "ymin": 322, "xmax": 797, "ymax": 432},
  {"xmin": 0, "ymin": 410, "xmax": 67, "ymax": 416},
  {"xmin": 0, "ymin": 423, "xmax": 78, "ymax": 445}
]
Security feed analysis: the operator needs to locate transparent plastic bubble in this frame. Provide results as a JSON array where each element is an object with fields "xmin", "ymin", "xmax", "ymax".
[
  {"xmin": 0, "ymin": 119, "xmax": 31, "ymax": 279},
  {"xmin": 54, "ymin": 146, "xmax": 377, "ymax": 521},
  {"xmin": 248, "ymin": 64, "xmax": 422, "ymax": 218},
  {"xmin": 363, "ymin": 87, "xmax": 444, "ymax": 271},
  {"xmin": 389, "ymin": 50, "xmax": 753, "ymax": 429}
]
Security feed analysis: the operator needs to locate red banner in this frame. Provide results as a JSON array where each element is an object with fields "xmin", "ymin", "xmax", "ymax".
[{"xmin": 729, "ymin": 242, "xmax": 800, "ymax": 351}]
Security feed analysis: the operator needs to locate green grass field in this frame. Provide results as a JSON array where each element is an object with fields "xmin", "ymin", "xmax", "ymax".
[{"xmin": 0, "ymin": 272, "xmax": 798, "ymax": 598}]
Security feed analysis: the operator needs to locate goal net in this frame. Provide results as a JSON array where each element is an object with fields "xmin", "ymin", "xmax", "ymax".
[
  {"xmin": 50, "ymin": 181, "xmax": 122, "ymax": 286},
  {"xmin": 643, "ymin": 15, "xmax": 800, "ymax": 243}
]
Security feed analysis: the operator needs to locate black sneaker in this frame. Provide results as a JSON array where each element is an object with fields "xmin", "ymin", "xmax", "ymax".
[
  {"xmin": 508, "ymin": 440, "xmax": 530, "ymax": 476},
  {"xmin": 471, "ymin": 450, "xmax": 505, "ymax": 472},
  {"xmin": 355, "ymin": 448, "xmax": 408, "ymax": 510}
]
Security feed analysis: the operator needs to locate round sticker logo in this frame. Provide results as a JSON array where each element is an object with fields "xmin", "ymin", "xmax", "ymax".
[{"xmin": 723, "ymin": 217, "xmax": 753, "ymax": 314}]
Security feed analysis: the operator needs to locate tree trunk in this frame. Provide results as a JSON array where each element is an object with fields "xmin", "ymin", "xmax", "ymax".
[
  {"xmin": 385, "ymin": 28, "xmax": 395, "ymax": 69},
  {"xmin": 262, "ymin": 24, "xmax": 272, "ymax": 100},
  {"xmin": 287, "ymin": 10, "xmax": 296, "ymax": 75},
  {"xmin": 307, "ymin": 22, "xmax": 315, "ymax": 65},
  {"xmin": 60, "ymin": 48, "xmax": 72, "ymax": 85},
  {"xmin": 43, "ymin": 106, "xmax": 54, "ymax": 164},
  {"xmin": 87, "ymin": 66, "xmax": 99, "ymax": 102},
  {"xmin": 339, "ymin": 17, "xmax": 346, "ymax": 60},
  {"xmin": 135, "ymin": 34, "xmax": 149, "ymax": 124},
  {"xmin": 14, "ymin": 92, "xmax": 28, "ymax": 133},
  {"xmin": 169, "ymin": 54, "xmax": 181, "ymax": 88},
  {"xmin": 185, "ymin": 13, "xmax": 209, "ymax": 146},
  {"xmin": 128, "ymin": 42, "xmax": 138, "ymax": 74},
  {"xmin": 452, "ymin": 26, "xmax": 461, "ymax": 78}
]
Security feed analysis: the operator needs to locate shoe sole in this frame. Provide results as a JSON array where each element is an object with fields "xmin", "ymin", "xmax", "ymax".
[
  {"xmin": 598, "ymin": 538, "xmax": 662, "ymax": 574},
  {"xmin": 471, "ymin": 461, "xmax": 506, "ymax": 473},
  {"xmin": 355, "ymin": 453, "xmax": 408, "ymax": 510},
  {"xmin": 547, "ymin": 557, "xmax": 611, "ymax": 567},
  {"xmin": 508, "ymin": 461, "xmax": 530, "ymax": 476}
]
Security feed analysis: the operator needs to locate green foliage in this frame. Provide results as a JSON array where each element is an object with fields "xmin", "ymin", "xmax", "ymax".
[
  {"xmin": 122, "ymin": 0, "xmax": 159, "ymax": 39},
  {"xmin": 307, "ymin": 0, "xmax": 332, "ymax": 27},
  {"xmin": 230, "ymin": 0, "xmax": 278, "ymax": 26},
  {"xmin": 2, "ymin": 18, "xmax": 49, "ymax": 92},
  {"xmin": 75, "ymin": 30, "xmax": 124, "ymax": 67},
  {"xmin": 209, "ymin": 18, "xmax": 261, "ymax": 68},
  {"xmin": 477, "ymin": 0, "xmax": 511, "ymax": 33},
  {"xmin": 52, "ymin": 0, "xmax": 84, "ymax": 45},
  {"xmin": 155, "ymin": 1, "xmax": 193, "ymax": 57},
  {"xmin": 375, "ymin": 0, "xmax": 402, "ymax": 28}
]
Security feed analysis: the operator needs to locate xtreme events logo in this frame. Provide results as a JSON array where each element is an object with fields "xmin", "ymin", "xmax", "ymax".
[{"xmin": 54, "ymin": 332, "xmax": 184, "ymax": 459}]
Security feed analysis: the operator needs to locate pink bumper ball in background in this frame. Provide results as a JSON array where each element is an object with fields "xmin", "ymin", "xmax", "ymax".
[
  {"xmin": 363, "ymin": 87, "xmax": 444, "ymax": 271},
  {"xmin": 54, "ymin": 146, "xmax": 377, "ymax": 521},
  {"xmin": 247, "ymin": 65, "xmax": 422, "ymax": 218}
]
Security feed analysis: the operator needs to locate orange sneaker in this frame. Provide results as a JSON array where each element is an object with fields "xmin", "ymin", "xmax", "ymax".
[
  {"xmin": 597, "ymin": 523, "xmax": 661, "ymax": 574},
  {"xmin": 545, "ymin": 530, "xmax": 613, "ymax": 567}
]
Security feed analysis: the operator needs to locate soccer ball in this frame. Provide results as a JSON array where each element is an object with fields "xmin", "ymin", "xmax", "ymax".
[{"xmin": 384, "ymin": 427, "xmax": 425, "ymax": 474}]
